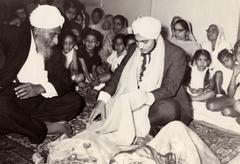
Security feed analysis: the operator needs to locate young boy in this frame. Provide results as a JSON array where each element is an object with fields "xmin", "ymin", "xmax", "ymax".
[{"xmin": 206, "ymin": 48, "xmax": 240, "ymax": 118}]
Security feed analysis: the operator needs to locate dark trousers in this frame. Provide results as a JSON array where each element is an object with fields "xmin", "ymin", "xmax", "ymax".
[
  {"xmin": 148, "ymin": 98, "xmax": 192, "ymax": 136},
  {"xmin": 0, "ymin": 83, "xmax": 85, "ymax": 144}
]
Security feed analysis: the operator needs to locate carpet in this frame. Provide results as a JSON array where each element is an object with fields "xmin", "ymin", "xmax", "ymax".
[
  {"xmin": 1, "ymin": 89, "xmax": 240, "ymax": 163},
  {"xmin": 0, "ymin": 135, "xmax": 34, "ymax": 164}
]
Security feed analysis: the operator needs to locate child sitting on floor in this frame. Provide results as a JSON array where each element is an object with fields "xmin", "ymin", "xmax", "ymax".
[
  {"xmin": 184, "ymin": 49, "xmax": 215, "ymax": 102},
  {"xmin": 206, "ymin": 47, "xmax": 240, "ymax": 118},
  {"xmin": 73, "ymin": 28, "xmax": 111, "ymax": 88},
  {"xmin": 107, "ymin": 33, "xmax": 127, "ymax": 72},
  {"xmin": 59, "ymin": 31, "xmax": 77, "ymax": 70}
]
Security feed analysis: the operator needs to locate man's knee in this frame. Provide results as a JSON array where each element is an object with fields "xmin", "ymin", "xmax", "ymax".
[{"xmin": 149, "ymin": 99, "xmax": 181, "ymax": 125}]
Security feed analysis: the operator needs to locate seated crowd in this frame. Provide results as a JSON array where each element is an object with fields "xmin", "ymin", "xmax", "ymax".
[{"xmin": 0, "ymin": 0, "xmax": 239, "ymax": 163}]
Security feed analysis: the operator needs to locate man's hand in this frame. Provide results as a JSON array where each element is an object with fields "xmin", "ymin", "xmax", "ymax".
[
  {"xmin": 88, "ymin": 100, "xmax": 106, "ymax": 123},
  {"xmin": 15, "ymin": 83, "xmax": 45, "ymax": 99}
]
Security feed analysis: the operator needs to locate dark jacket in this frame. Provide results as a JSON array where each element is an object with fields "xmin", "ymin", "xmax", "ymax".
[
  {"xmin": 102, "ymin": 40, "xmax": 193, "ymax": 124},
  {"xmin": 0, "ymin": 25, "xmax": 73, "ymax": 95}
]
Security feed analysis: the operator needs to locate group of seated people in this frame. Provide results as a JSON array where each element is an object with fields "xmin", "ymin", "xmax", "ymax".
[
  {"xmin": 169, "ymin": 16, "xmax": 240, "ymax": 119},
  {"xmin": 0, "ymin": 0, "xmax": 239, "ymax": 163}
]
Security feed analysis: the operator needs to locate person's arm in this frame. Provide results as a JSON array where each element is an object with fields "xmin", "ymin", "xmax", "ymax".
[
  {"xmin": 91, "ymin": 65, "xmax": 98, "ymax": 79},
  {"xmin": 227, "ymin": 66, "xmax": 240, "ymax": 97},
  {"xmin": 151, "ymin": 47, "xmax": 186, "ymax": 101},
  {"xmin": 78, "ymin": 57, "xmax": 93, "ymax": 83},
  {"xmin": 191, "ymin": 90, "xmax": 215, "ymax": 102},
  {"xmin": 70, "ymin": 47, "xmax": 79, "ymax": 75}
]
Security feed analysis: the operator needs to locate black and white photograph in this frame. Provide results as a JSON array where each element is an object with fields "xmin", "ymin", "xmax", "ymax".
[{"xmin": 0, "ymin": 0, "xmax": 240, "ymax": 163}]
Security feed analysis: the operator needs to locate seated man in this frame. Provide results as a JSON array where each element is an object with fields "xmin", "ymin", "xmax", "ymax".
[
  {"xmin": 89, "ymin": 16, "xmax": 193, "ymax": 137},
  {"xmin": 0, "ymin": 5, "xmax": 84, "ymax": 144}
]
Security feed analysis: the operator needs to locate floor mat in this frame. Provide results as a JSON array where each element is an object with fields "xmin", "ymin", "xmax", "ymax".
[
  {"xmin": 1, "ymin": 89, "xmax": 240, "ymax": 163},
  {"xmin": 0, "ymin": 135, "xmax": 34, "ymax": 164}
]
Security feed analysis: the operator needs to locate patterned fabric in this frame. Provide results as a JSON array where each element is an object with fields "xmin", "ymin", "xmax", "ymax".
[
  {"xmin": 190, "ymin": 121, "xmax": 240, "ymax": 164},
  {"xmin": 2, "ymin": 89, "xmax": 240, "ymax": 163}
]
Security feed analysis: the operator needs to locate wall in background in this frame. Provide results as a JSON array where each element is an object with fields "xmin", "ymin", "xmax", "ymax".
[
  {"xmin": 151, "ymin": 0, "xmax": 240, "ymax": 46},
  {"xmin": 101, "ymin": 0, "xmax": 151, "ymax": 25},
  {"xmin": 99, "ymin": 0, "xmax": 240, "ymax": 46}
]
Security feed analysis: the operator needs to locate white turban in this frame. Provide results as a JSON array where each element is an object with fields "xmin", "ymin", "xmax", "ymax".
[
  {"xmin": 30, "ymin": 5, "xmax": 64, "ymax": 29},
  {"xmin": 132, "ymin": 16, "xmax": 161, "ymax": 39}
]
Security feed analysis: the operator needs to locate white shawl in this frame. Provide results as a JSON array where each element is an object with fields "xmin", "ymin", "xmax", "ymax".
[{"xmin": 89, "ymin": 36, "xmax": 165, "ymax": 146}]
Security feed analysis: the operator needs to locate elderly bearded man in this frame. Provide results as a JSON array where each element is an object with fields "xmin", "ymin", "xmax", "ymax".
[
  {"xmin": 0, "ymin": 5, "xmax": 84, "ymax": 144},
  {"xmin": 89, "ymin": 16, "xmax": 193, "ymax": 145}
]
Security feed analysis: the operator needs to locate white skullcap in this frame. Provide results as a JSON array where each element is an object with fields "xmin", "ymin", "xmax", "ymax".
[
  {"xmin": 30, "ymin": 5, "xmax": 64, "ymax": 29},
  {"xmin": 132, "ymin": 16, "xmax": 161, "ymax": 39}
]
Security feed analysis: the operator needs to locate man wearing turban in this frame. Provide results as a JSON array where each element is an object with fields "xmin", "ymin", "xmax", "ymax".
[
  {"xmin": 89, "ymin": 16, "xmax": 193, "ymax": 144},
  {"xmin": 0, "ymin": 5, "xmax": 84, "ymax": 144}
]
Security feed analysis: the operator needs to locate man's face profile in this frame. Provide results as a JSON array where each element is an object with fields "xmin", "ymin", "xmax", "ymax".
[
  {"xmin": 34, "ymin": 26, "xmax": 61, "ymax": 57},
  {"xmin": 135, "ymin": 34, "xmax": 155, "ymax": 54}
]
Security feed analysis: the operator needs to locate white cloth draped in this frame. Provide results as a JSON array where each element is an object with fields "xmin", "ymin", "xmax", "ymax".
[
  {"xmin": 64, "ymin": 48, "xmax": 74, "ymax": 69},
  {"xmin": 46, "ymin": 121, "xmax": 221, "ymax": 164},
  {"xmin": 17, "ymin": 33, "xmax": 57, "ymax": 98},
  {"xmin": 88, "ymin": 36, "xmax": 165, "ymax": 146}
]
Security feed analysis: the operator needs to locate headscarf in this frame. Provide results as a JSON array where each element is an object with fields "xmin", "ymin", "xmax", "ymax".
[
  {"xmin": 170, "ymin": 16, "xmax": 197, "ymax": 41},
  {"xmin": 202, "ymin": 24, "xmax": 232, "ymax": 73}
]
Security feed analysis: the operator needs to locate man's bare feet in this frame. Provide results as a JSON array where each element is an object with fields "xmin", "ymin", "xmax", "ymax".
[{"xmin": 45, "ymin": 121, "xmax": 72, "ymax": 135}]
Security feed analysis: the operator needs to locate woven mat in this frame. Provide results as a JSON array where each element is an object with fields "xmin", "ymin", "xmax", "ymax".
[{"xmin": 2, "ymin": 89, "xmax": 240, "ymax": 163}]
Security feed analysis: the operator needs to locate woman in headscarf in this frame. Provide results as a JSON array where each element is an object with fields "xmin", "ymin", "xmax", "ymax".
[
  {"xmin": 202, "ymin": 24, "xmax": 232, "ymax": 96},
  {"xmin": 170, "ymin": 17, "xmax": 201, "ymax": 62},
  {"xmin": 202, "ymin": 24, "xmax": 232, "ymax": 70}
]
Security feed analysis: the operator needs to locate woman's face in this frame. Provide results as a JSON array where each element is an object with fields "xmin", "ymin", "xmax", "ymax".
[
  {"xmin": 173, "ymin": 23, "xmax": 188, "ymax": 40},
  {"xmin": 113, "ymin": 18, "xmax": 124, "ymax": 34},
  {"xmin": 195, "ymin": 55, "xmax": 210, "ymax": 71},
  {"xmin": 63, "ymin": 35, "xmax": 75, "ymax": 54},
  {"xmin": 65, "ymin": 7, "xmax": 77, "ymax": 21},
  {"xmin": 207, "ymin": 25, "xmax": 219, "ymax": 42}
]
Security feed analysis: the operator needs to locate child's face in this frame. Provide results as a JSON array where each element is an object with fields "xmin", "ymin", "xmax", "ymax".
[
  {"xmin": 92, "ymin": 11, "xmax": 102, "ymax": 24},
  {"xmin": 84, "ymin": 35, "xmax": 98, "ymax": 52},
  {"xmin": 235, "ymin": 46, "xmax": 240, "ymax": 63},
  {"xmin": 195, "ymin": 55, "xmax": 210, "ymax": 71},
  {"xmin": 173, "ymin": 23, "xmax": 188, "ymax": 41},
  {"xmin": 207, "ymin": 25, "xmax": 219, "ymax": 42},
  {"xmin": 102, "ymin": 20, "xmax": 111, "ymax": 31},
  {"xmin": 114, "ymin": 38, "xmax": 125, "ymax": 54},
  {"xmin": 126, "ymin": 39, "xmax": 136, "ymax": 50},
  {"xmin": 113, "ymin": 18, "xmax": 124, "ymax": 34},
  {"xmin": 75, "ymin": 14, "xmax": 83, "ymax": 25},
  {"xmin": 63, "ymin": 35, "xmax": 75, "ymax": 54},
  {"xmin": 65, "ymin": 7, "xmax": 77, "ymax": 21},
  {"xmin": 220, "ymin": 56, "xmax": 234, "ymax": 70}
]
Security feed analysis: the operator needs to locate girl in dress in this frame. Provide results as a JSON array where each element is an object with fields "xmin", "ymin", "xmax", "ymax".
[{"xmin": 184, "ymin": 49, "xmax": 215, "ymax": 102}]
